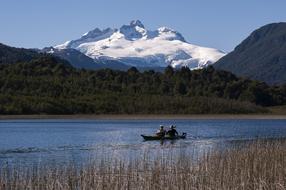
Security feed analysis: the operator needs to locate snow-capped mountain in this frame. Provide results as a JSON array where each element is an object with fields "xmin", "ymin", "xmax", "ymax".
[{"xmin": 55, "ymin": 20, "xmax": 225, "ymax": 69}]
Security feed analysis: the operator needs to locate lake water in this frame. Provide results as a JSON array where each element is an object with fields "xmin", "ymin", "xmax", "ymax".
[{"xmin": 1, "ymin": 119, "xmax": 286, "ymax": 166}]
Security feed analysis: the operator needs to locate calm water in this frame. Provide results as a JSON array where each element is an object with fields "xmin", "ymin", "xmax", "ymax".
[{"xmin": 1, "ymin": 119, "xmax": 286, "ymax": 166}]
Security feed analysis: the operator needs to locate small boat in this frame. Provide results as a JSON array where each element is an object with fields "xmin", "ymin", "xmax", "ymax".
[{"xmin": 141, "ymin": 133, "xmax": 187, "ymax": 141}]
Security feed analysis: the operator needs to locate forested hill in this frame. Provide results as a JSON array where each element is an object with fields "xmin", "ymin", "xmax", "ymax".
[
  {"xmin": 0, "ymin": 56, "xmax": 286, "ymax": 114},
  {"xmin": 0, "ymin": 43, "xmax": 41, "ymax": 64},
  {"xmin": 215, "ymin": 22, "xmax": 286, "ymax": 85}
]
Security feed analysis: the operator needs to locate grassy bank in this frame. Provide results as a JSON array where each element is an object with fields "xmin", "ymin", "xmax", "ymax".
[
  {"xmin": 269, "ymin": 105, "xmax": 286, "ymax": 115},
  {"xmin": 1, "ymin": 140, "xmax": 286, "ymax": 189},
  {"xmin": 1, "ymin": 113, "xmax": 286, "ymax": 120}
]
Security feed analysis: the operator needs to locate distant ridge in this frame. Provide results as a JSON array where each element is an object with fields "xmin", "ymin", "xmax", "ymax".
[
  {"xmin": 0, "ymin": 43, "xmax": 40, "ymax": 64},
  {"xmin": 215, "ymin": 22, "xmax": 286, "ymax": 85}
]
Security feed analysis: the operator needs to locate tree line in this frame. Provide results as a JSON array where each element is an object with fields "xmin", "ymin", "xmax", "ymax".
[{"xmin": 0, "ymin": 56, "xmax": 285, "ymax": 114}]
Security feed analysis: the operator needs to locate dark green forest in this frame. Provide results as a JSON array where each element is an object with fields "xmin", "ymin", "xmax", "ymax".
[{"xmin": 0, "ymin": 55, "xmax": 286, "ymax": 114}]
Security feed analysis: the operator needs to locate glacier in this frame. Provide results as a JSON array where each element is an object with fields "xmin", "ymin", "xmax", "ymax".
[{"xmin": 55, "ymin": 20, "xmax": 226, "ymax": 69}]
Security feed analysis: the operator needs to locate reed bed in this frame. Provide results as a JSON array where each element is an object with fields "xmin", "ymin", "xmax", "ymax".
[{"xmin": 1, "ymin": 139, "xmax": 286, "ymax": 190}]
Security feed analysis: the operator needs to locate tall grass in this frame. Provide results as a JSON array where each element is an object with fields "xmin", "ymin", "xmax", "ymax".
[{"xmin": 1, "ymin": 140, "xmax": 286, "ymax": 190}]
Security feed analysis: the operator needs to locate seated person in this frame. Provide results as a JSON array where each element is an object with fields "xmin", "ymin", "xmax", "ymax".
[
  {"xmin": 156, "ymin": 125, "xmax": 166, "ymax": 137},
  {"xmin": 167, "ymin": 125, "xmax": 178, "ymax": 137}
]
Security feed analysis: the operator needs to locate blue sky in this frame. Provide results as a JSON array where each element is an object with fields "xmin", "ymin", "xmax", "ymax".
[{"xmin": 0, "ymin": 0, "xmax": 285, "ymax": 52}]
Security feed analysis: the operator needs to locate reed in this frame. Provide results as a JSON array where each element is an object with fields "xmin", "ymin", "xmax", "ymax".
[{"xmin": 1, "ymin": 139, "xmax": 286, "ymax": 190}]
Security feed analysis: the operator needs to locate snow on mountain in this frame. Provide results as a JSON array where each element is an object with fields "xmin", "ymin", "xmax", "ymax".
[{"xmin": 55, "ymin": 20, "xmax": 225, "ymax": 69}]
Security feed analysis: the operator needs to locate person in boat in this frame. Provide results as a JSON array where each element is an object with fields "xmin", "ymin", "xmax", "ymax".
[
  {"xmin": 167, "ymin": 125, "xmax": 178, "ymax": 137},
  {"xmin": 156, "ymin": 125, "xmax": 166, "ymax": 137}
]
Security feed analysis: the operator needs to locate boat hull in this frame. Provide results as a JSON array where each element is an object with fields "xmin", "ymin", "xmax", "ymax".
[{"xmin": 141, "ymin": 133, "xmax": 187, "ymax": 141}]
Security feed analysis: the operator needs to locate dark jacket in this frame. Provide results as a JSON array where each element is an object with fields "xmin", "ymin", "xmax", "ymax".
[{"xmin": 167, "ymin": 128, "xmax": 178, "ymax": 137}]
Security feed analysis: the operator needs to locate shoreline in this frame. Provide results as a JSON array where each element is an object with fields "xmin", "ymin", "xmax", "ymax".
[{"xmin": 1, "ymin": 114, "xmax": 286, "ymax": 120}]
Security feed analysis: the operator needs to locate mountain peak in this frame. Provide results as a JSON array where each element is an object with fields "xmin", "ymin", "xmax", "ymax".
[
  {"xmin": 157, "ymin": 27, "xmax": 186, "ymax": 42},
  {"xmin": 130, "ymin": 20, "xmax": 145, "ymax": 29},
  {"xmin": 55, "ymin": 27, "xmax": 116, "ymax": 49},
  {"xmin": 54, "ymin": 21, "xmax": 225, "ymax": 69},
  {"xmin": 120, "ymin": 20, "xmax": 147, "ymax": 40},
  {"xmin": 81, "ymin": 27, "xmax": 115, "ymax": 39}
]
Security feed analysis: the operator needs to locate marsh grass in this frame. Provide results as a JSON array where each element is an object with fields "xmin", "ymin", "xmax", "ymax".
[{"xmin": 1, "ymin": 139, "xmax": 286, "ymax": 190}]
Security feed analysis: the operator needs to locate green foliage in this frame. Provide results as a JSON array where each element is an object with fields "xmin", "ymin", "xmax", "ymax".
[{"xmin": 0, "ymin": 57, "xmax": 285, "ymax": 114}]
